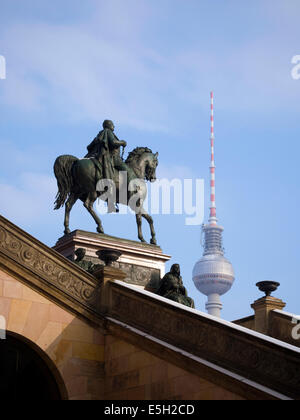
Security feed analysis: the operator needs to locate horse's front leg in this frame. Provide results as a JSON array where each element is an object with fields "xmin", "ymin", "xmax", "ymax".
[
  {"xmin": 136, "ymin": 212, "xmax": 146, "ymax": 243},
  {"xmin": 141, "ymin": 209, "xmax": 157, "ymax": 245},
  {"xmin": 84, "ymin": 193, "xmax": 104, "ymax": 234},
  {"xmin": 64, "ymin": 193, "xmax": 77, "ymax": 235}
]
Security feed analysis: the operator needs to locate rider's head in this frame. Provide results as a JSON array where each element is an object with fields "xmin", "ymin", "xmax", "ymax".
[{"xmin": 103, "ymin": 120, "xmax": 114, "ymax": 131}]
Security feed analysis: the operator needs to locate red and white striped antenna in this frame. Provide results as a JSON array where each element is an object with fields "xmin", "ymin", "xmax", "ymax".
[{"xmin": 209, "ymin": 91, "xmax": 217, "ymax": 225}]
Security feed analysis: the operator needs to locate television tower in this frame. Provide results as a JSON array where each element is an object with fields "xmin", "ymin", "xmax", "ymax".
[{"xmin": 192, "ymin": 92, "xmax": 235, "ymax": 317}]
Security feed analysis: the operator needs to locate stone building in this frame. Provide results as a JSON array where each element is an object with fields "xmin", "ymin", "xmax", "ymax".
[{"xmin": 0, "ymin": 215, "xmax": 299, "ymax": 400}]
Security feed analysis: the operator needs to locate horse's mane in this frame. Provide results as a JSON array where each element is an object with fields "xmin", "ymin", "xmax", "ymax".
[{"xmin": 125, "ymin": 147, "xmax": 153, "ymax": 165}]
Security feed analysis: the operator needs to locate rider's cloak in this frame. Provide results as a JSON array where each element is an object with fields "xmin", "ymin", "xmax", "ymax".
[{"xmin": 85, "ymin": 128, "xmax": 115, "ymax": 181}]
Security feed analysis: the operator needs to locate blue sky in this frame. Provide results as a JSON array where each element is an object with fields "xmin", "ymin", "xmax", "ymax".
[{"xmin": 0, "ymin": 0, "xmax": 299, "ymax": 320}]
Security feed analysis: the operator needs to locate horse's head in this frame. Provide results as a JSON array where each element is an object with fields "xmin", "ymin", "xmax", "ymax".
[
  {"xmin": 126, "ymin": 148, "xmax": 159, "ymax": 182},
  {"xmin": 145, "ymin": 151, "xmax": 159, "ymax": 182}
]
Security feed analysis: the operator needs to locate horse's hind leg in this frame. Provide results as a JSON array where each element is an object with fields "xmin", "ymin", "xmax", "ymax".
[
  {"xmin": 84, "ymin": 193, "xmax": 104, "ymax": 234},
  {"xmin": 64, "ymin": 193, "xmax": 78, "ymax": 235}
]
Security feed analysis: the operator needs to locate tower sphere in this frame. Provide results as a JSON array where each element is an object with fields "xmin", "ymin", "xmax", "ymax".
[{"xmin": 193, "ymin": 252, "xmax": 235, "ymax": 297}]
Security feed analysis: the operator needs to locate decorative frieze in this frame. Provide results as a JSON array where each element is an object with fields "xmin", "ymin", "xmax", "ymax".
[
  {"xmin": 0, "ymin": 218, "xmax": 98, "ymax": 310},
  {"xmin": 109, "ymin": 282, "xmax": 300, "ymax": 399}
]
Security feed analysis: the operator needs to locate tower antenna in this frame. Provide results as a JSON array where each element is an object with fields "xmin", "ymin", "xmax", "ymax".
[{"xmin": 209, "ymin": 91, "xmax": 217, "ymax": 225}]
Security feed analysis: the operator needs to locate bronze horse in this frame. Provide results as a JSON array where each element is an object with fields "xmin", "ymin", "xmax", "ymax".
[{"xmin": 54, "ymin": 147, "xmax": 159, "ymax": 245}]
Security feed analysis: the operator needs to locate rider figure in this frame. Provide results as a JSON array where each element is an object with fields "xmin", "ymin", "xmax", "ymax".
[
  {"xmin": 85, "ymin": 120, "xmax": 127, "ymax": 213},
  {"xmin": 85, "ymin": 120, "xmax": 127, "ymax": 178}
]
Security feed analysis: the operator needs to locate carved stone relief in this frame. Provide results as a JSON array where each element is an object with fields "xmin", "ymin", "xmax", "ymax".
[
  {"xmin": 0, "ymin": 225, "xmax": 96, "ymax": 306},
  {"xmin": 110, "ymin": 285, "xmax": 300, "ymax": 398}
]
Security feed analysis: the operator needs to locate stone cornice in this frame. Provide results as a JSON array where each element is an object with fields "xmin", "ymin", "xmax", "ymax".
[
  {"xmin": 0, "ymin": 215, "xmax": 103, "ymax": 324},
  {"xmin": 105, "ymin": 316, "xmax": 288, "ymax": 401},
  {"xmin": 108, "ymin": 281, "xmax": 300, "ymax": 400}
]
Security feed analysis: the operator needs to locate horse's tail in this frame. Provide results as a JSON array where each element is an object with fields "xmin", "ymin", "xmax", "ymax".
[{"xmin": 54, "ymin": 155, "xmax": 78, "ymax": 210}]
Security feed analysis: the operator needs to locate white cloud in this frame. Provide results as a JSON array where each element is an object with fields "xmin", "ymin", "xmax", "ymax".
[
  {"xmin": 157, "ymin": 163, "xmax": 197, "ymax": 180},
  {"xmin": 0, "ymin": 172, "xmax": 57, "ymax": 225},
  {"xmin": 170, "ymin": 36, "xmax": 300, "ymax": 116},
  {"xmin": 1, "ymin": 0, "xmax": 300, "ymax": 133},
  {"xmin": 1, "ymin": 17, "xmax": 170, "ymax": 131}
]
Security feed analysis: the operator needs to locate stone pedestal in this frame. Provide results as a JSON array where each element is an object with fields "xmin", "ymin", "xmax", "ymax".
[
  {"xmin": 93, "ymin": 264, "xmax": 127, "ymax": 314},
  {"xmin": 53, "ymin": 230, "xmax": 171, "ymax": 291},
  {"xmin": 251, "ymin": 296, "xmax": 286, "ymax": 335}
]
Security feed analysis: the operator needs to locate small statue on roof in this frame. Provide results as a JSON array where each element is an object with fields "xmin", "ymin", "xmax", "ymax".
[{"xmin": 156, "ymin": 264, "xmax": 195, "ymax": 308}]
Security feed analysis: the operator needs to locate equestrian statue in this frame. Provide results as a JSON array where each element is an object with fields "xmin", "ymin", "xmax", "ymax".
[{"xmin": 53, "ymin": 120, "xmax": 159, "ymax": 245}]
